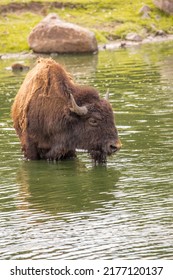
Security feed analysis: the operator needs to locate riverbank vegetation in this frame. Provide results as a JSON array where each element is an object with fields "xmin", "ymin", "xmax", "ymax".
[{"xmin": 1, "ymin": 0, "xmax": 173, "ymax": 53}]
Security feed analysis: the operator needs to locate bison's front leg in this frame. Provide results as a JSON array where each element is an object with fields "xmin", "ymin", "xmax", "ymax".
[
  {"xmin": 45, "ymin": 146, "xmax": 76, "ymax": 161},
  {"xmin": 21, "ymin": 133, "xmax": 40, "ymax": 160}
]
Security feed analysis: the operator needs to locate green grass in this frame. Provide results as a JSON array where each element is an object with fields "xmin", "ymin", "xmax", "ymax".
[
  {"xmin": 1, "ymin": 0, "xmax": 173, "ymax": 53},
  {"xmin": 0, "ymin": 13, "xmax": 42, "ymax": 52}
]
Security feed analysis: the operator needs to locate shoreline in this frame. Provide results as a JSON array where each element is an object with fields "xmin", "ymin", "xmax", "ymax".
[
  {"xmin": 1, "ymin": 34, "xmax": 173, "ymax": 60},
  {"xmin": 1, "ymin": 1, "xmax": 173, "ymax": 55},
  {"xmin": 99, "ymin": 34, "xmax": 173, "ymax": 51}
]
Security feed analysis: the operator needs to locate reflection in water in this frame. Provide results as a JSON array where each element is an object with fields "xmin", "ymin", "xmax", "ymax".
[
  {"xmin": 0, "ymin": 42, "xmax": 173, "ymax": 259},
  {"xmin": 16, "ymin": 160, "xmax": 120, "ymax": 215}
]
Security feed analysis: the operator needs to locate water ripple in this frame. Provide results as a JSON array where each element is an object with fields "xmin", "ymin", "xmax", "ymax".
[{"xmin": 0, "ymin": 46, "xmax": 173, "ymax": 260}]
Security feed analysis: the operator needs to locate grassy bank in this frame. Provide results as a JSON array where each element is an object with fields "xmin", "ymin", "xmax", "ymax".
[{"xmin": 1, "ymin": 0, "xmax": 173, "ymax": 53}]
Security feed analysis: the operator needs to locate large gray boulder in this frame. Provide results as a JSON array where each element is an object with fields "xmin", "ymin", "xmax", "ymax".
[
  {"xmin": 28, "ymin": 13, "xmax": 98, "ymax": 53},
  {"xmin": 154, "ymin": 0, "xmax": 173, "ymax": 14}
]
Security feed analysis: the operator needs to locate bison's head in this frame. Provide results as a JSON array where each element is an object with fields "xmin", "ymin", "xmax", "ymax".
[{"xmin": 69, "ymin": 90, "xmax": 122, "ymax": 164}]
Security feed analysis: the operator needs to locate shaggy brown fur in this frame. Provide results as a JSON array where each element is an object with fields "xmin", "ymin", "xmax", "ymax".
[{"xmin": 11, "ymin": 58, "xmax": 121, "ymax": 163}]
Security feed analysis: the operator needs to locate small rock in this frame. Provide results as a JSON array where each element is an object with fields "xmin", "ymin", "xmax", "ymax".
[
  {"xmin": 139, "ymin": 5, "xmax": 151, "ymax": 18},
  {"xmin": 125, "ymin": 33, "xmax": 143, "ymax": 42},
  {"xmin": 139, "ymin": 5, "xmax": 151, "ymax": 14},
  {"xmin": 155, "ymin": 14, "xmax": 161, "ymax": 20},
  {"xmin": 150, "ymin": 23, "xmax": 167, "ymax": 36},
  {"xmin": 120, "ymin": 41, "xmax": 126, "ymax": 48},
  {"xmin": 142, "ymin": 12, "xmax": 150, "ymax": 19},
  {"xmin": 11, "ymin": 63, "xmax": 29, "ymax": 71},
  {"xmin": 155, "ymin": 30, "xmax": 167, "ymax": 36},
  {"xmin": 28, "ymin": 13, "xmax": 98, "ymax": 54}
]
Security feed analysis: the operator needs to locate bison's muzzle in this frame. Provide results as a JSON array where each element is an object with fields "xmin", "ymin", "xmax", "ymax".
[{"xmin": 107, "ymin": 138, "xmax": 122, "ymax": 155}]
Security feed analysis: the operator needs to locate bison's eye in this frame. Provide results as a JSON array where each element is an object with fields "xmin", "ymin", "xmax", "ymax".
[{"xmin": 89, "ymin": 117, "xmax": 98, "ymax": 127}]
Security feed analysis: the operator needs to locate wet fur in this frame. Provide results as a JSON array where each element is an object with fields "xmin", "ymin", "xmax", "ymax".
[{"xmin": 11, "ymin": 58, "xmax": 118, "ymax": 163}]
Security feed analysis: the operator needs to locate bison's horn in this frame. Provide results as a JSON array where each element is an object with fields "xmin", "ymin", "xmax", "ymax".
[
  {"xmin": 105, "ymin": 89, "xmax": 109, "ymax": 101},
  {"xmin": 70, "ymin": 94, "xmax": 88, "ymax": 116}
]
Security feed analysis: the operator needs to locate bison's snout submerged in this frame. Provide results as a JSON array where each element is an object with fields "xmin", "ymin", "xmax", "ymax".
[{"xmin": 11, "ymin": 58, "xmax": 121, "ymax": 164}]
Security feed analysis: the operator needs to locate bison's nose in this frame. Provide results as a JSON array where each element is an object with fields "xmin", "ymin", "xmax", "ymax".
[{"xmin": 109, "ymin": 139, "xmax": 122, "ymax": 153}]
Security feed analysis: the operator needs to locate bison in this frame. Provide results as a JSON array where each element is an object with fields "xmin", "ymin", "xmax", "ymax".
[{"xmin": 11, "ymin": 58, "xmax": 121, "ymax": 164}]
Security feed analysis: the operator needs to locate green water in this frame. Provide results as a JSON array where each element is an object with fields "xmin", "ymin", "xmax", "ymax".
[{"xmin": 0, "ymin": 43, "xmax": 173, "ymax": 259}]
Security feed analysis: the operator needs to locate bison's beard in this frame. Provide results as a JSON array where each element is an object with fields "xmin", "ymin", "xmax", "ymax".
[{"xmin": 90, "ymin": 149, "xmax": 107, "ymax": 165}]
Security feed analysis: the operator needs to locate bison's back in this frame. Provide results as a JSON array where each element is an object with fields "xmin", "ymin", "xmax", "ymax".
[{"xmin": 11, "ymin": 58, "xmax": 73, "ymax": 137}]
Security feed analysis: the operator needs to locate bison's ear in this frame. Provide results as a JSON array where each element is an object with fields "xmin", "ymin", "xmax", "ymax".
[
  {"xmin": 70, "ymin": 94, "xmax": 88, "ymax": 116},
  {"xmin": 105, "ymin": 89, "xmax": 109, "ymax": 101}
]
